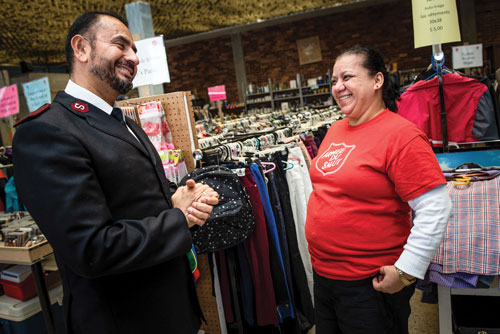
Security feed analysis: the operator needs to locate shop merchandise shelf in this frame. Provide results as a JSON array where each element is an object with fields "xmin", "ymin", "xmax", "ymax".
[
  {"xmin": 302, "ymin": 92, "xmax": 331, "ymax": 98},
  {"xmin": 0, "ymin": 242, "xmax": 53, "ymax": 265},
  {"xmin": 247, "ymin": 91, "xmax": 271, "ymax": 97},
  {"xmin": 0, "ymin": 240, "xmax": 56, "ymax": 333},
  {"xmin": 272, "ymin": 87, "xmax": 299, "ymax": 93},
  {"xmin": 245, "ymin": 74, "xmax": 331, "ymax": 111},
  {"xmin": 273, "ymin": 96, "xmax": 300, "ymax": 101}
]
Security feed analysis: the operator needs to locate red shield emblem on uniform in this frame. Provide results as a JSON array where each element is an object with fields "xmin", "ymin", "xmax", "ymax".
[
  {"xmin": 315, "ymin": 142, "xmax": 356, "ymax": 176},
  {"xmin": 71, "ymin": 102, "xmax": 89, "ymax": 113}
]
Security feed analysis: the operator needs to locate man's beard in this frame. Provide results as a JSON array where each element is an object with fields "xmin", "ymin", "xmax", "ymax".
[{"xmin": 90, "ymin": 53, "xmax": 134, "ymax": 95}]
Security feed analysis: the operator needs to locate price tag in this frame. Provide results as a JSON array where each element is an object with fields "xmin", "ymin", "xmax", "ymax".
[{"xmin": 412, "ymin": 0, "xmax": 461, "ymax": 48}]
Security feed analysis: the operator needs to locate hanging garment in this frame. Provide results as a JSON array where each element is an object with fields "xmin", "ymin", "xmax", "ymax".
[
  {"xmin": 398, "ymin": 73, "xmax": 499, "ymax": 145},
  {"xmin": 250, "ymin": 163, "xmax": 295, "ymax": 322},
  {"xmin": 433, "ymin": 176, "xmax": 500, "ymax": 275},
  {"xmin": 286, "ymin": 147, "xmax": 314, "ymax": 297},
  {"xmin": 211, "ymin": 253, "xmax": 228, "ymax": 334},
  {"xmin": 297, "ymin": 141, "xmax": 312, "ymax": 169},
  {"xmin": 4, "ymin": 177, "xmax": 22, "ymax": 212},
  {"xmin": 418, "ymin": 263, "xmax": 478, "ymax": 289},
  {"xmin": 272, "ymin": 151, "xmax": 315, "ymax": 332},
  {"xmin": 267, "ymin": 169, "xmax": 294, "ymax": 294},
  {"xmin": 216, "ymin": 250, "xmax": 234, "ymax": 323},
  {"xmin": 235, "ymin": 244, "xmax": 256, "ymax": 326},
  {"xmin": 240, "ymin": 170, "xmax": 279, "ymax": 326}
]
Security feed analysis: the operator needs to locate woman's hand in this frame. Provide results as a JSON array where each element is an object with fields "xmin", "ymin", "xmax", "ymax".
[{"xmin": 372, "ymin": 265, "xmax": 407, "ymax": 294}]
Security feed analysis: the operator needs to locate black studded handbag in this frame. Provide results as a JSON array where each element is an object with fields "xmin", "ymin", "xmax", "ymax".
[{"xmin": 180, "ymin": 166, "xmax": 255, "ymax": 253}]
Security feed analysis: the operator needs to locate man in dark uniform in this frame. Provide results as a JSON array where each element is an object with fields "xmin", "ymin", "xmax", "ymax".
[{"xmin": 13, "ymin": 11, "xmax": 218, "ymax": 334}]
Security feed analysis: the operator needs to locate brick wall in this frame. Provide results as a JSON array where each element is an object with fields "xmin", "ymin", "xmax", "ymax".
[
  {"xmin": 165, "ymin": 0, "xmax": 500, "ymax": 104},
  {"xmin": 164, "ymin": 36, "xmax": 238, "ymax": 105}
]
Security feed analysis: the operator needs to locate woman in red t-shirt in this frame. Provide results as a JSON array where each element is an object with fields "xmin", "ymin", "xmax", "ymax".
[{"xmin": 305, "ymin": 46, "xmax": 451, "ymax": 334}]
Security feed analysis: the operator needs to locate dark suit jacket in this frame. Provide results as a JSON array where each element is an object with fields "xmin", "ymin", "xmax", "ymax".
[{"xmin": 13, "ymin": 91, "xmax": 202, "ymax": 334}]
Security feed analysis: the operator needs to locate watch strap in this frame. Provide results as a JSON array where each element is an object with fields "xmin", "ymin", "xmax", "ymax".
[{"xmin": 396, "ymin": 267, "xmax": 416, "ymax": 286}]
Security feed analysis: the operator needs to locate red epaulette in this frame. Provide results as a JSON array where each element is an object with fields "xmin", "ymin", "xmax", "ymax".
[{"xmin": 14, "ymin": 103, "xmax": 51, "ymax": 127}]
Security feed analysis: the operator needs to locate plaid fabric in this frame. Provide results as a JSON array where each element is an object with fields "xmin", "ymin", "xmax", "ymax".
[{"xmin": 433, "ymin": 176, "xmax": 500, "ymax": 275}]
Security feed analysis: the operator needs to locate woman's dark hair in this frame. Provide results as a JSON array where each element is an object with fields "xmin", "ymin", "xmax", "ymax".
[
  {"xmin": 336, "ymin": 46, "xmax": 400, "ymax": 112},
  {"xmin": 65, "ymin": 11, "xmax": 128, "ymax": 74}
]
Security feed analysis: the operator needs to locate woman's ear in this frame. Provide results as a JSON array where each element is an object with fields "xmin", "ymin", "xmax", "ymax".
[
  {"xmin": 374, "ymin": 72, "xmax": 384, "ymax": 90},
  {"xmin": 71, "ymin": 35, "xmax": 90, "ymax": 64}
]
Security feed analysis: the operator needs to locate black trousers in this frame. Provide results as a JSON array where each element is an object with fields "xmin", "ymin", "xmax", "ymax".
[{"xmin": 313, "ymin": 271, "xmax": 415, "ymax": 334}]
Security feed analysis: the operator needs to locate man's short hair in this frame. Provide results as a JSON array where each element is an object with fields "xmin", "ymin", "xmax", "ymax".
[{"xmin": 65, "ymin": 11, "xmax": 128, "ymax": 74}]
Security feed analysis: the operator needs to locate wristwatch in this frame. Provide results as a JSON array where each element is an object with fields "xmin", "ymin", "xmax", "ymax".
[{"xmin": 395, "ymin": 267, "xmax": 417, "ymax": 286}]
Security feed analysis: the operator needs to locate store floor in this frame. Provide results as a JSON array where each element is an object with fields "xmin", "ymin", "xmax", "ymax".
[{"xmin": 409, "ymin": 289, "xmax": 439, "ymax": 334}]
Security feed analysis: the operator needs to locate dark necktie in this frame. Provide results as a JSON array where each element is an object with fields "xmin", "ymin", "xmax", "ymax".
[{"xmin": 111, "ymin": 107, "xmax": 126, "ymax": 126}]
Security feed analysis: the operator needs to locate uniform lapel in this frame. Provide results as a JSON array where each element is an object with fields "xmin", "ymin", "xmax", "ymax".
[
  {"xmin": 54, "ymin": 91, "xmax": 172, "ymax": 203},
  {"xmin": 126, "ymin": 118, "xmax": 157, "ymax": 166},
  {"xmin": 127, "ymin": 117, "xmax": 173, "ymax": 204},
  {"xmin": 53, "ymin": 91, "xmax": 150, "ymax": 159}
]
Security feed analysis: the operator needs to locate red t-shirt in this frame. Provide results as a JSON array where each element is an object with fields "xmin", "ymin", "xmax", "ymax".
[{"xmin": 306, "ymin": 109, "xmax": 445, "ymax": 280}]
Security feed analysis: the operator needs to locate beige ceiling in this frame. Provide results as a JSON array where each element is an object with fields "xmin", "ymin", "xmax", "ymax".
[{"xmin": 0, "ymin": 0, "xmax": 358, "ymax": 66}]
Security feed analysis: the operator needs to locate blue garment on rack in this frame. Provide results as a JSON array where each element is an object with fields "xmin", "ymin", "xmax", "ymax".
[
  {"xmin": 249, "ymin": 163, "xmax": 295, "ymax": 321},
  {"xmin": 236, "ymin": 244, "xmax": 255, "ymax": 326},
  {"xmin": 5, "ymin": 177, "xmax": 22, "ymax": 212}
]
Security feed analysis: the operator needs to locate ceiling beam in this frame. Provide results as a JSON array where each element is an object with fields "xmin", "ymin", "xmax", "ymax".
[{"xmin": 165, "ymin": 0, "xmax": 398, "ymax": 47}]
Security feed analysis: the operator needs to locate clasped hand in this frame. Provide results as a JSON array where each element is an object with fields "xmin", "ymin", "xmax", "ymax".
[{"xmin": 171, "ymin": 179, "xmax": 219, "ymax": 228}]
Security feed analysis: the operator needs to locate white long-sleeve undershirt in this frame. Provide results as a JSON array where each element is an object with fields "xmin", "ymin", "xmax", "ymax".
[{"xmin": 394, "ymin": 184, "xmax": 452, "ymax": 279}]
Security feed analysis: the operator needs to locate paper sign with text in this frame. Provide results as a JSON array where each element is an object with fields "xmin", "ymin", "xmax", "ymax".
[
  {"xmin": 208, "ymin": 85, "xmax": 227, "ymax": 102},
  {"xmin": 0, "ymin": 85, "xmax": 19, "ymax": 118},
  {"xmin": 452, "ymin": 44, "xmax": 483, "ymax": 69},
  {"xmin": 22, "ymin": 77, "xmax": 51, "ymax": 112},
  {"xmin": 133, "ymin": 36, "xmax": 170, "ymax": 88},
  {"xmin": 412, "ymin": 0, "xmax": 461, "ymax": 48}
]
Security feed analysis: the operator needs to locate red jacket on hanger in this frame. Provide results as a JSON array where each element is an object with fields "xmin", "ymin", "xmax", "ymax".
[{"xmin": 398, "ymin": 73, "xmax": 499, "ymax": 146}]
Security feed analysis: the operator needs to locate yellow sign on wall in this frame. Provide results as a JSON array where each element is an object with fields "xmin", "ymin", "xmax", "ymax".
[{"xmin": 412, "ymin": 0, "xmax": 461, "ymax": 48}]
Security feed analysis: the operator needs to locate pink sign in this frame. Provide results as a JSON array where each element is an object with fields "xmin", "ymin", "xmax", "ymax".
[
  {"xmin": 0, "ymin": 84, "xmax": 19, "ymax": 118},
  {"xmin": 208, "ymin": 85, "xmax": 227, "ymax": 102}
]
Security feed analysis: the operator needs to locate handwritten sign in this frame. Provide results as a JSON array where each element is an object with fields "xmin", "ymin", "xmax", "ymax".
[
  {"xmin": 452, "ymin": 44, "xmax": 483, "ymax": 69},
  {"xmin": 412, "ymin": 0, "xmax": 461, "ymax": 48},
  {"xmin": 0, "ymin": 85, "xmax": 19, "ymax": 118},
  {"xmin": 208, "ymin": 85, "xmax": 226, "ymax": 102},
  {"xmin": 133, "ymin": 36, "xmax": 170, "ymax": 88},
  {"xmin": 22, "ymin": 77, "xmax": 51, "ymax": 112}
]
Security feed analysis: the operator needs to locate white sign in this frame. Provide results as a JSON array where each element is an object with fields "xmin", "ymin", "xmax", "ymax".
[
  {"xmin": 22, "ymin": 77, "xmax": 51, "ymax": 112},
  {"xmin": 452, "ymin": 44, "xmax": 483, "ymax": 69},
  {"xmin": 132, "ymin": 36, "xmax": 170, "ymax": 88}
]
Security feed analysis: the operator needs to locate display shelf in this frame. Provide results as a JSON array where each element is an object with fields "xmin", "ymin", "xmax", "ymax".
[
  {"xmin": 244, "ymin": 74, "xmax": 331, "ymax": 110},
  {"xmin": 0, "ymin": 242, "xmax": 53, "ymax": 265},
  {"xmin": 273, "ymin": 96, "xmax": 300, "ymax": 102},
  {"xmin": 246, "ymin": 100, "xmax": 272, "ymax": 105},
  {"xmin": 304, "ymin": 83, "xmax": 330, "ymax": 88},
  {"xmin": 247, "ymin": 92, "xmax": 271, "ymax": 97},
  {"xmin": 303, "ymin": 93, "xmax": 331, "ymax": 98},
  {"xmin": 0, "ymin": 240, "xmax": 56, "ymax": 333},
  {"xmin": 272, "ymin": 87, "xmax": 299, "ymax": 93}
]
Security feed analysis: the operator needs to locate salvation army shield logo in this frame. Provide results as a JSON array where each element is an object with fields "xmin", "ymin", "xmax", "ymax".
[{"xmin": 315, "ymin": 142, "xmax": 356, "ymax": 176}]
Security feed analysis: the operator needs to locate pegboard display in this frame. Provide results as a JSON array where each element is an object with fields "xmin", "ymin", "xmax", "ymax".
[
  {"xmin": 196, "ymin": 254, "xmax": 222, "ymax": 334},
  {"xmin": 117, "ymin": 91, "xmax": 199, "ymax": 171}
]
